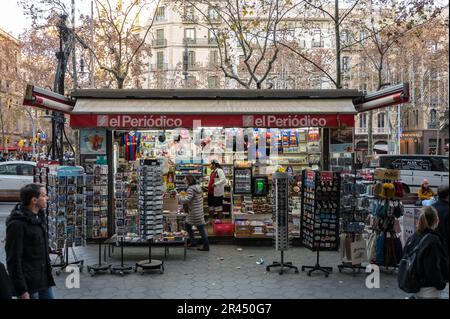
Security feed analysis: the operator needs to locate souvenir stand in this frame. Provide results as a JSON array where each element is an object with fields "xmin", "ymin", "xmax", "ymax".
[
  {"xmin": 300, "ymin": 170, "xmax": 340, "ymax": 277},
  {"xmin": 47, "ymin": 166, "xmax": 85, "ymax": 275},
  {"xmin": 367, "ymin": 169, "xmax": 404, "ymax": 271},
  {"xmin": 135, "ymin": 158, "xmax": 165, "ymax": 274},
  {"xmin": 337, "ymin": 170, "xmax": 371, "ymax": 274},
  {"xmin": 266, "ymin": 172, "xmax": 299, "ymax": 275}
]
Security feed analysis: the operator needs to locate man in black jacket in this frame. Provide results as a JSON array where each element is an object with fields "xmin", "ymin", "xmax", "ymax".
[
  {"xmin": 433, "ymin": 185, "xmax": 449, "ymax": 258},
  {"xmin": 5, "ymin": 183, "xmax": 56, "ymax": 299}
]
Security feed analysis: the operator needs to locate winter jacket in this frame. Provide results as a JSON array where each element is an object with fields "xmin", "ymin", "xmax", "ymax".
[
  {"xmin": 179, "ymin": 184, "xmax": 205, "ymax": 226},
  {"xmin": 210, "ymin": 168, "xmax": 226, "ymax": 197},
  {"xmin": 5, "ymin": 204, "xmax": 55, "ymax": 296},
  {"xmin": 433, "ymin": 199, "xmax": 449, "ymax": 257},
  {"xmin": 403, "ymin": 229, "xmax": 448, "ymax": 291}
]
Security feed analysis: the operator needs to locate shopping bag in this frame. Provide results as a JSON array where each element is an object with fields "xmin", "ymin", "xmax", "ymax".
[{"xmin": 351, "ymin": 239, "xmax": 367, "ymax": 265}]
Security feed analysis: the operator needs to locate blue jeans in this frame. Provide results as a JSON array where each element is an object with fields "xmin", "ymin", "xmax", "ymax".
[
  {"xmin": 185, "ymin": 223, "xmax": 209, "ymax": 248},
  {"xmin": 30, "ymin": 287, "xmax": 55, "ymax": 299}
]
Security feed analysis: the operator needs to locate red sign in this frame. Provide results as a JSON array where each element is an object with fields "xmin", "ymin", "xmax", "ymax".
[
  {"xmin": 306, "ymin": 170, "xmax": 315, "ymax": 181},
  {"xmin": 70, "ymin": 114, "xmax": 355, "ymax": 129},
  {"xmin": 320, "ymin": 172, "xmax": 333, "ymax": 182}
]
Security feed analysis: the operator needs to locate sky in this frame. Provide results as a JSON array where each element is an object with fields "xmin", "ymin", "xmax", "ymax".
[{"xmin": 0, "ymin": 0, "xmax": 93, "ymax": 38}]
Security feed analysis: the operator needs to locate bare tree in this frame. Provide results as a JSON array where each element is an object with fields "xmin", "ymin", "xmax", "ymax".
[
  {"xmin": 172, "ymin": 0, "xmax": 304, "ymax": 89},
  {"xmin": 20, "ymin": 0, "xmax": 161, "ymax": 89}
]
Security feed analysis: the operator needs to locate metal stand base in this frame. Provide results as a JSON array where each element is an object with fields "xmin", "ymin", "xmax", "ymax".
[
  {"xmin": 135, "ymin": 259, "xmax": 164, "ymax": 274},
  {"xmin": 266, "ymin": 261, "xmax": 299, "ymax": 275},
  {"xmin": 110, "ymin": 264, "xmax": 133, "ymax": 276},
  {"xmin": 337, "ymin": 263, "xmax": 366, "ymax": 276},
  {"xmin": 301, "ymin": 263, "xmax": 333, "ymax": 277},
  {"xmin": 301, "ymin": 249, "xmax": 332, "ymax": 277},
  {"xmin": 266, "ymin": 251, "xmax": 299, "ymax": 275},
  {"xmin": 88, "ymin": 264, "xmax": 111, "ymax": 276}
]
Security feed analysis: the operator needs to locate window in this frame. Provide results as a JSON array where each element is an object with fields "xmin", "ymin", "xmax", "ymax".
[
  {"xmin": 156, "ymin": 52, "xmax": 164, "ymax": 69},
  {"xmin": 209, "ymin": 50, "xmax": 219, "ymax": 67},
  {"xmin": 415, "ymin": 110, "xmax": 419, "ymax": 126},
  {"xmin": 156, "ymin": 6, "xmax": 165, "ymax": 21},
  {"xmin": 156, "ymin": 29, "xmax": 164, "ymax": 40},
  {"xmin": 208, "ymin": 76, "xmax": 219, "ymax": 88},
  {"xmin": 187, "ymin": 76, "xmax": 196, "ymax": 87},
  {"xmin": 359, "ymin": 29, "xmax": 367, "ymax": 43},
  {"xmin": 342, "ymin": 56, "xmax": 351, "ymax": 72},
  {"xmin": 208, "ymin": 6, "xmax": 219, "ymax": 20},
  {"xmin": 359, "ymin": 113, "xmax": 367, "ymax": 128},
  {"xmin": 16, "ymin": 164, "xmax": 34, "ymax": 176},
  {"xmin": 184, "ymin": 28, "xmax": 195, "ymax": 43},
  {"xmin": 312, "ymin": 30, "xmax": 323, "ymax": 47},
  {"xmin": 184, "ymin": 5, "xmax": 195, "ymax": 20},
  {"xmin": 377, "ymin": 113, "xmax": 385, "ymax": 128},
  {"xmin": 208, "ymin": 28, "xmax": 217, "ymax": 44},
  {"xmin": 188, "ymin": 51, "xmax": 196, "ymax": 68},
  {"xmin": 0, "ymin": 164, "xmax": 18, "ymax": 175},
  {"xmin": 340, "ymin": 30, "xmax": 350, "ymax": 45},
  {"xmin": 430, "ymin": 109, "xmax": 437, "ymax": 123},
  {"xmin": 429, "ymin": 139, "xmax": 437, "ymax": 155}
]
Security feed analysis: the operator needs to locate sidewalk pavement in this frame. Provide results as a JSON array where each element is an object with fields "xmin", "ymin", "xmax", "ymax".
[{"xmin": 0, "ymin": 216, "xmax": 448, "ymax": 299}]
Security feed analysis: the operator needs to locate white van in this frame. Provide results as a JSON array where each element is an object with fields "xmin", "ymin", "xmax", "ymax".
[
  {"xmin": 374, "ymin": 155, "xmax": 449, "ymax": 193},
  {"xmin": 0, "ymin": 161, "xmax": 36, "ymax": 201}
]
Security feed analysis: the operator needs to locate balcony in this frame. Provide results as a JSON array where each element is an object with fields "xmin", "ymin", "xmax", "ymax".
[
  {"xmin": 374, "ymin": 127, "xmax": 389, "ymax": 134},
  {"xmin": 150, "ymin": 63, "xmax": 168, "ymax": 71},
  {"xmin": 183, "ymin": 38, "xmax": 218, "ymax": 47},
  {"xmin": 428, "ymin": 121, "xmax": 438, "ymax": 129},
  {"xmin": 355, "ymin": 127, "xmax": 368, "ymax": 134},
  {"xmin": 152, "ymin": 39, "xmax": 167, "ymax": 47},
  {"xmin": 182, "ymin": 15, "xmax": 198, "ymax": 23}
]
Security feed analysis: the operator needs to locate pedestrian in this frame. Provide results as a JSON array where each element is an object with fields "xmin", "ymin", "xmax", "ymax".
[
  {"xmin": 0, "ymin": 262, "xmax": 13, "ymax": 299},
  {"xmin": 207, "ymin": 160, "xmax": 227, "ymax": 220},
  {"xmin": 417, "ymin": 179, "xmax": 435, "ymax": 202},
  {"xmin": 5, "ymin": 183, "xmax": 56, "ymax": 299},
  {"xmin": 177, "ymin": 175, "xmax": 210, "ymax": 251},
  {"xmin": 0, "ymin": 153, "xmax": 8, "ymax": 162},
  {"xmin": 433, "ymin": 185, "xmax": 449, "ymax": 258},
  {"xmin": 402, "ymin": 206, "xmax": 448, "ymax": 299}
]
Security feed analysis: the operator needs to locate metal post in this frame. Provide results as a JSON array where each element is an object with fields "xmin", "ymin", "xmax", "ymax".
[
  {"xmin": 24, "ymin": 109, "xmax": 36, "ymax": 159},
  {"xmin": 183, "ymin": 42, "xmax": 188, "ymax": 88},
  {"xmin": 72, "ymin": 0, "xmax": 77, "ymax": 90},
  {"xmin": 90, "ymin": 0, "xmax": 95, "ymax": 88}
]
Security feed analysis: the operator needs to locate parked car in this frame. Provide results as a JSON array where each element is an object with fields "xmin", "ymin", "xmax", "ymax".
[
  {"xmin": 0, "ymin": 161, "xmax": 36, "ymax": 202},
  {"xmin": 372, "ymin": 155, "xmax": 449, "ymax": 193}
]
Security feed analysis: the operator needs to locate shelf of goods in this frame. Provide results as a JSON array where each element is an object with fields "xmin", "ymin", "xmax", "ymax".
[
  {"xmin": 138, "ymin": 159, "xmax": 164, "ymax": 240},
  {"xmin": 175, "ymin": 162, "xmax": 203, "ymax": 192},
  {"xmin": 47, "ymin": 166, "xmax": 86, "ymax": 250},
  {"xmin": 84, "ymin": 164, "xmax": 109, "ymax": 239}
]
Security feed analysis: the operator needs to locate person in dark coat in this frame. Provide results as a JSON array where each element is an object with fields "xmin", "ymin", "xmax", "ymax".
[
  {"xmin": 5, "ymin": 183, "xmax": 56, "ymax": 299},
  {"xmin": 403, "ymin": 206, "xmax": 448, "ymax": 299},
  {"xmin": 433, "ymin": 185, "xmax": 449, "ymax": 258}
]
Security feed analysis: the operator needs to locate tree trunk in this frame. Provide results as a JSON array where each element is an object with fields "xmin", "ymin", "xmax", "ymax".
[
  {"xmin": 117, "ymin": 77, "xmax": 125, "ymax": 89},
  {"xmin": 335, "ymin": 0, "xmax": 341, "ymax": 89}
]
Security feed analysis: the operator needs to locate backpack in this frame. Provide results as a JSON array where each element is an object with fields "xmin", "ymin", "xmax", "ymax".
[{"xmin": 398, "ymin": 234, "xmax": 430, "ymax": 293}]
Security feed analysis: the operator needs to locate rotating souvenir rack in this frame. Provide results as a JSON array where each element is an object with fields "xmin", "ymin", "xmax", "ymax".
[
  {"xmin": 337, "ymin": 169, "xmax": 371, "ymax": 274},
  {"xmin": 47, "ymin": 166, "xmax": 85, "ymax": 275},
  {"xmin": 266, "ymin": 172, "xmax": 299, "ymax": 275},
  {"xmin": 134, "ymin": 158, "xmax": 165, "ymax": 274},
  {"xmin": 300, "ymin": 170, "xmax": 340, "ymax": 277},
  {"xmin": 368, "ymin": 169, "xmax": 404, "ymax": 271}
]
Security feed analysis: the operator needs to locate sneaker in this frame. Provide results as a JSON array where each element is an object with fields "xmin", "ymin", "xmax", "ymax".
[{"xmin": 197, "ymin": 246, "xmax": 210, "ymax": 251}]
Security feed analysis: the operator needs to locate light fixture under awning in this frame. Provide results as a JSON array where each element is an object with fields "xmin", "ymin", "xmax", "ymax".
[{"xmin": 71, "ymin": 98, "xmax": 357, "ymax": 115}]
